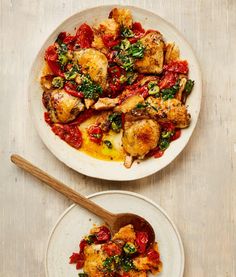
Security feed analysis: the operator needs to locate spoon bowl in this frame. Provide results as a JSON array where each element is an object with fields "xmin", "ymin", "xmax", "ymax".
[{"xmin": 10, "ymin": 154, "xmax": 155, "ymax": 244}]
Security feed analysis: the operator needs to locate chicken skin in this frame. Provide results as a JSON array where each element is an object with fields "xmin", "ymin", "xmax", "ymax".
[
  {"xmin": 135, "ymin": 31, "xmax": 164, "ymax": 74},
  {"xmin": 122, "ymin": 113, "xmax": 160, "ymax": 158},
  {"xmin": 44, "ymin": 89, "xmax": 84, "ymax": 123},
  {"xmin": 147, "ymin": 97, "xmax": 191, "ymax": 128},
  {"xmin": 75, "ymin": 48, "xmax": 108, "ymax": 89}
]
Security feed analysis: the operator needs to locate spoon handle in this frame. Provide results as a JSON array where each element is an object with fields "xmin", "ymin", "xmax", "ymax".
[{"xmin": 11, "ymin": 154, "xmax": 115, "ymax": 223}]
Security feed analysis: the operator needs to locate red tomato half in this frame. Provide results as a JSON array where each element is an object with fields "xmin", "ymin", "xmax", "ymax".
[
  {"xmin": 87, "ymin": 125, "xmax": 103, "ymax": 144},
  {"xmin": 171, "ymin": 129, "xmax": 181, "ymax": 141},
  {"xmin": 135, "ymin": 231, "xmax": 149, "ymax": 253},
  {"xmin": 79, "ymin": 239, "xmax": 88, "ymax": 253},
  {"xmin": 64, "ymin": 82, "xmax": 84, "ymax": 98},
  {"xmin": 147, "ymin": 248, "xmax": 160, "ymax": 262},
  {"xmin": 45, "ymin": 45, "xmax": 64, "ymax": 77},
  {"xmin": 159, "ymin": 71, "xmax": 178, "ymax": 90},
  {"xmin": 95, "ymin": 226, "xmax": 111, "ymax": 242},
  {"xmin": 69, "ymin": 109, "xmax": 95, "ymax": 126},
  {"xmin": 102, "ymin": 34, "xmax": 120, "ymax": 48},
  {"xmin": 69, "ymin": 252, "xmax": 85, "ymax": 269},
  {"xmin": 76, "ymin": 23, "xmax": 94, "ymax": 48},
  {"xmin": 51, "ymin": 124, "xmax": 82, "ymax": 149},
  {"xmin": 102, "ymin": 242, "xmax": 122, "ymax": 256},
  {"xmin": 164, "ymin": 60, "xmax": 189, "ymax": 74}
]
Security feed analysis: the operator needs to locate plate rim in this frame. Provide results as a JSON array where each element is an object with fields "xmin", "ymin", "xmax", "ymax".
[
  {"xmin": 28, "ymin": 4, "xmax": 202, "ymax": 181},
  {"xmin": 45, "ymin": 190, "xmax": 185, "ymax": 277}
]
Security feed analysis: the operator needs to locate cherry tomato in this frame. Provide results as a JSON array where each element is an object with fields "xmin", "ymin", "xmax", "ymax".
[
  {"xmin": 102, "ymin": 242, "xmax": 122, "ymax": 256},
  {"xmin": 69, "ymin": 252, "xmax": 85, "ymax": 269},
  {"xmin": 132, "ymin": 22, "xmax": 145, "ymax": 37},
  {"xmin": 121, "ymin": 273, "xmax": 130, "ymax": 277},
  {"xmin": 63, "ymin": 35, "xmax": 76, "ymax": 45},
  {"xmin": 108, "ymin": 65, "xmax": 123, "ymax": 78},
  {"xmin": 171, "ymin": 129, "xmax": 181, "ymax": 141},
  {"xmin": 64, "ymin": 82, "xmax": 84, "ymax": 98},
  {"xmin": 164, "ymin": 60, "xmax": 189, "ymax": 74},
  {"xmin": 55, "ymin": 32, "xmax": 67, "ymax": 44},
  {"xmin": 76, "ymin": 23, "xmax": 94, "ymax": 48},
  {"xmin": 154, "ymin": 149, "xmax": 164, "ymax": 158},
  {"xmin": 95, "ymin": 226, "xmax": 111, "ymax": 242},
  {"xmin": 135, "ymin": 231, "xmax": 149, "ymax": 253},
  {"xmin": 51, "ymin": 124, "xmax": 82, "ymax": 149},
  {"xmin": 45, "ymin": 45, "xmax": 64, "ymax": 77},
  {"xmin": 79, "ymin": 239, "xmax": 88, "ymax": 253},
  {"xmin": 159, "ymin": 71, "xmax": 178, "ymax": 90},
  {"xmin": 147, "ymin": 248, "xmax": 160, "ymax": 262},
  {"xmin": 159, "ymin": 121, "xmax": 175, "ymax": 132},
  {"xmin": 44, "ymin": 112, "xmax": 53, "ymax": 126},
  {"xmin": 102, "ymin": 34, "xmax": 120, "ymax": 48},
  {"xmin": 87, "ymin": 125, "xmax": 103, "ymax": 144}
]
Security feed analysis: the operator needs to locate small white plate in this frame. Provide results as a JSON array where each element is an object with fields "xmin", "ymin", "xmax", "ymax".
[
  {"xmin": 29, "ymin": 5, "xmax": 202, "ymax": 180},
  {"xmin": 46, "ymin": 191, "xmax": 184, "ymax": 277}
]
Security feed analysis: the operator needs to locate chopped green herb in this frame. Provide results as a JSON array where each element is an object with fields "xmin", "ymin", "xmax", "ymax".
[
  {"xmin": 161, "ymin": 131, "xmax": 172, "ymax": 139},
  {"xmin": 121, "ymin": 27, "xmax": 134, "ymax": 38},
  {"xmin": 128, "ymin": 41, "xmax": 145, "ymax": 58},
  {"xmin": 185, "ymin": 79, "xmax": 194, "ymax": 95},
  {"xmin": 108, "ymin": 113, "xmax": 122, "ymax": 133},
  {"xmin": 161, "ymin": 81, "xmax": 180, "ymax": 101},
  {"xmin": 159, "ymin": 138, "xmax": 170, "ymax": 150},
  {"xmin": 126, "ymin": 72, "xmax": 138, "ymax": 84},
  {"xmin": 104, "ymin": 140, "xmax": 113, "ymax": 149},
  {"xmin": 85, "ymin": 234, "xmax": 96, "ymax": 244},
  {"xmin": 64, "ymin": 71, "xmax": 77, "ymax": 80},
  {"xmin": 123, "ymin": 242, "xmax": 136, "ymax": 255},
  {"xmin": 78, "ymin": 273, "xmax": 88, "ymax": 277},
  {"xmin": 136, "ymin": 102, "xmax": 158, "ymax": 112},
  {"xmin": 52, "ymin": 76, "xmax": 64, "ymax": 88},
  {"xmin": 78, "ymin": 75, "xmax": 102, "ymax": 100},
  {"xmin": 119, "ymin": 256, "xmax": 135, "ymax": 272},
  {"xmin": 119, "ymin": 75, "xmax": 127, "ymax": 84},
  {"xmin": 58, "ymin": 53, "xmax": 68, "ymax": 66},
  {"xmin": 120, "ymin": 39, "xmax": 131, "ymax": 50}
]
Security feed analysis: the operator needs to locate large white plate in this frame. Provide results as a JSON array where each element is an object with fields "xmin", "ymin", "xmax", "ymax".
[
  {"xmin": 46, "ymin": 191, "xmax": 184, "ymax": 277},
  {"xmin": 28, "ymin": 5, "xmax": 202, "ymax": 181}
]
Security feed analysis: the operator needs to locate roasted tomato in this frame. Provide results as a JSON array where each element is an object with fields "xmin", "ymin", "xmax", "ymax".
[
  {"xmin": 159, "ymin": 71, "xmax": 177, "ymax": 89},
  {"xmin": 171, "ymin": 129, "xmax": 181, "ymax": 141},
  {"xmin": 164, "ymin": 60, "xmax": 189, "ymax": 74},
  {"xmin": 45, "ymin": 45, "xmax": 64, "ymax": 77},
  {"xmin": 102, "ymin": 34, "xmax": 120, "ymax": 48},
  {"xmin": 76, "ymin": 23, "xmax": 94, "ymax": 48},
  {"xmin": 79, "ymin": 239, "xmax": 88, "ymax": 253},
  {"xmin": 102, "ymin": 242, "xmax": 122, "ymax": 256},
  {"xmin": 64, "ymin": 82, "xmax": 84, "ymax": 98},
  {"xmin": 129, "ymin": 22, "xmax": 145, "ymax": 43},
  {"xmin": 135, "ymin": 231, "xmax": 149, "ymax": 253},
  {"xmin": 95, "ymin": 226, "xmax": 111, "ymax": 242},
  {"xmin": 147, "ymin": 248, "xmax": 160, "ymax": 262},
  {"xmin": 69, "ymin": 252, "xmax": 85, "ymax": 269},
  {"xmin": 87, "ymin": 125, "xmax": 103, "ymax": 144},
  {"xmin": 51, "ymin": 124, "xmax": 82, "ymax": 149}
]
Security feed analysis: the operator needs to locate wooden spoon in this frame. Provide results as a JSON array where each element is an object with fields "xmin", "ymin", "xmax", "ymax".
[{"xmin": 11, "ymin": 154, "xmax": 155, "ymax": 243}]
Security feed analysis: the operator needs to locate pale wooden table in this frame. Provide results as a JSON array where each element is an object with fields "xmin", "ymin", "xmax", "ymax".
[{"xmin": 1, "ymin": 0, "xmax": 235, "ymax": 276}]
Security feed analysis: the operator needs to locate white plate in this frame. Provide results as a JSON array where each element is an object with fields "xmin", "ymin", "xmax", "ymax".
[
  {"xmin": 28, "ymin": 5, "xmax": 202, "ymax": 181},
  {"xmin": 46, "ymin": 191, "xmax": 184, "ymax": 277}
]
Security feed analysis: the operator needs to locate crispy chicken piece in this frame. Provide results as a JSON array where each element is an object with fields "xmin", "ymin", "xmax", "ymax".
[
  {"xmin": 165, "ymin": 42, "xmax": 180, "ymax": 64},
  {"xmin": 46, "ymin": 89, "xmax": 84, "ymax": 123},
  {"xmin": 95, "ymin": 18, "xmax": 120, "ymax": 37},
  {"xmin": 126, "ymin": 270, "xmax": 147, "ymax": 277},
  {"xmin": 93, "ymin": 97, "xmax": 119, "ymax": 111},
  {"xmin": 133, "ymin": 243, "xmax": 162, "ymax": 274},
  {"xmin": 109, "ymin": 8, "xmax": 133, "ymax": 28},
  {"xmin": 92, "ymin": 18, "xmax": 120, "ymax": 54},
  {"xmin": 41, "ymin": 75, "xmax": 54, "ymax": 91},
  {"xmin": 135, "ymin": 31, "xmax": 164, "ymax": 74},
  {"xmin": 122, "ymin": 113, "xmax": 161, "ymax": 158},
  {"xmin": 75, "ymin": 48, "xmax": 108, "ymax": 89},
  {"xmin": 147, "ymin": 97, "xmax": 191, "ymax": 128},
  {"xmin": 115, "ymin": 95, "xmax": 144, "ymax": 113},
  {"xmin": 112, "ymin": 224, "xmax": 136, "ymax": 243},
  {"xmin": 83, "ymin": 244, "xmax": 107, "ymax": 277}
]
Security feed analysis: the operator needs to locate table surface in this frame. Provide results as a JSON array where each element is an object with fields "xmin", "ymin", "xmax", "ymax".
[{"xmin": 1, "ymin": 0, "xmax": 235, "ymax": 276}]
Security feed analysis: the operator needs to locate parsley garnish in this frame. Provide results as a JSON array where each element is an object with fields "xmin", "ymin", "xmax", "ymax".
[
  {"xmin": 78, "ymin": 75, "xmax": 102, "ymax": 100},
  {"xmin": 185, "ymin": 79, "xmax": 194, "ymax": 95},
  {"xmin": 161, "ymin": 81, "xmax": 180, "ymax": 101}
]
